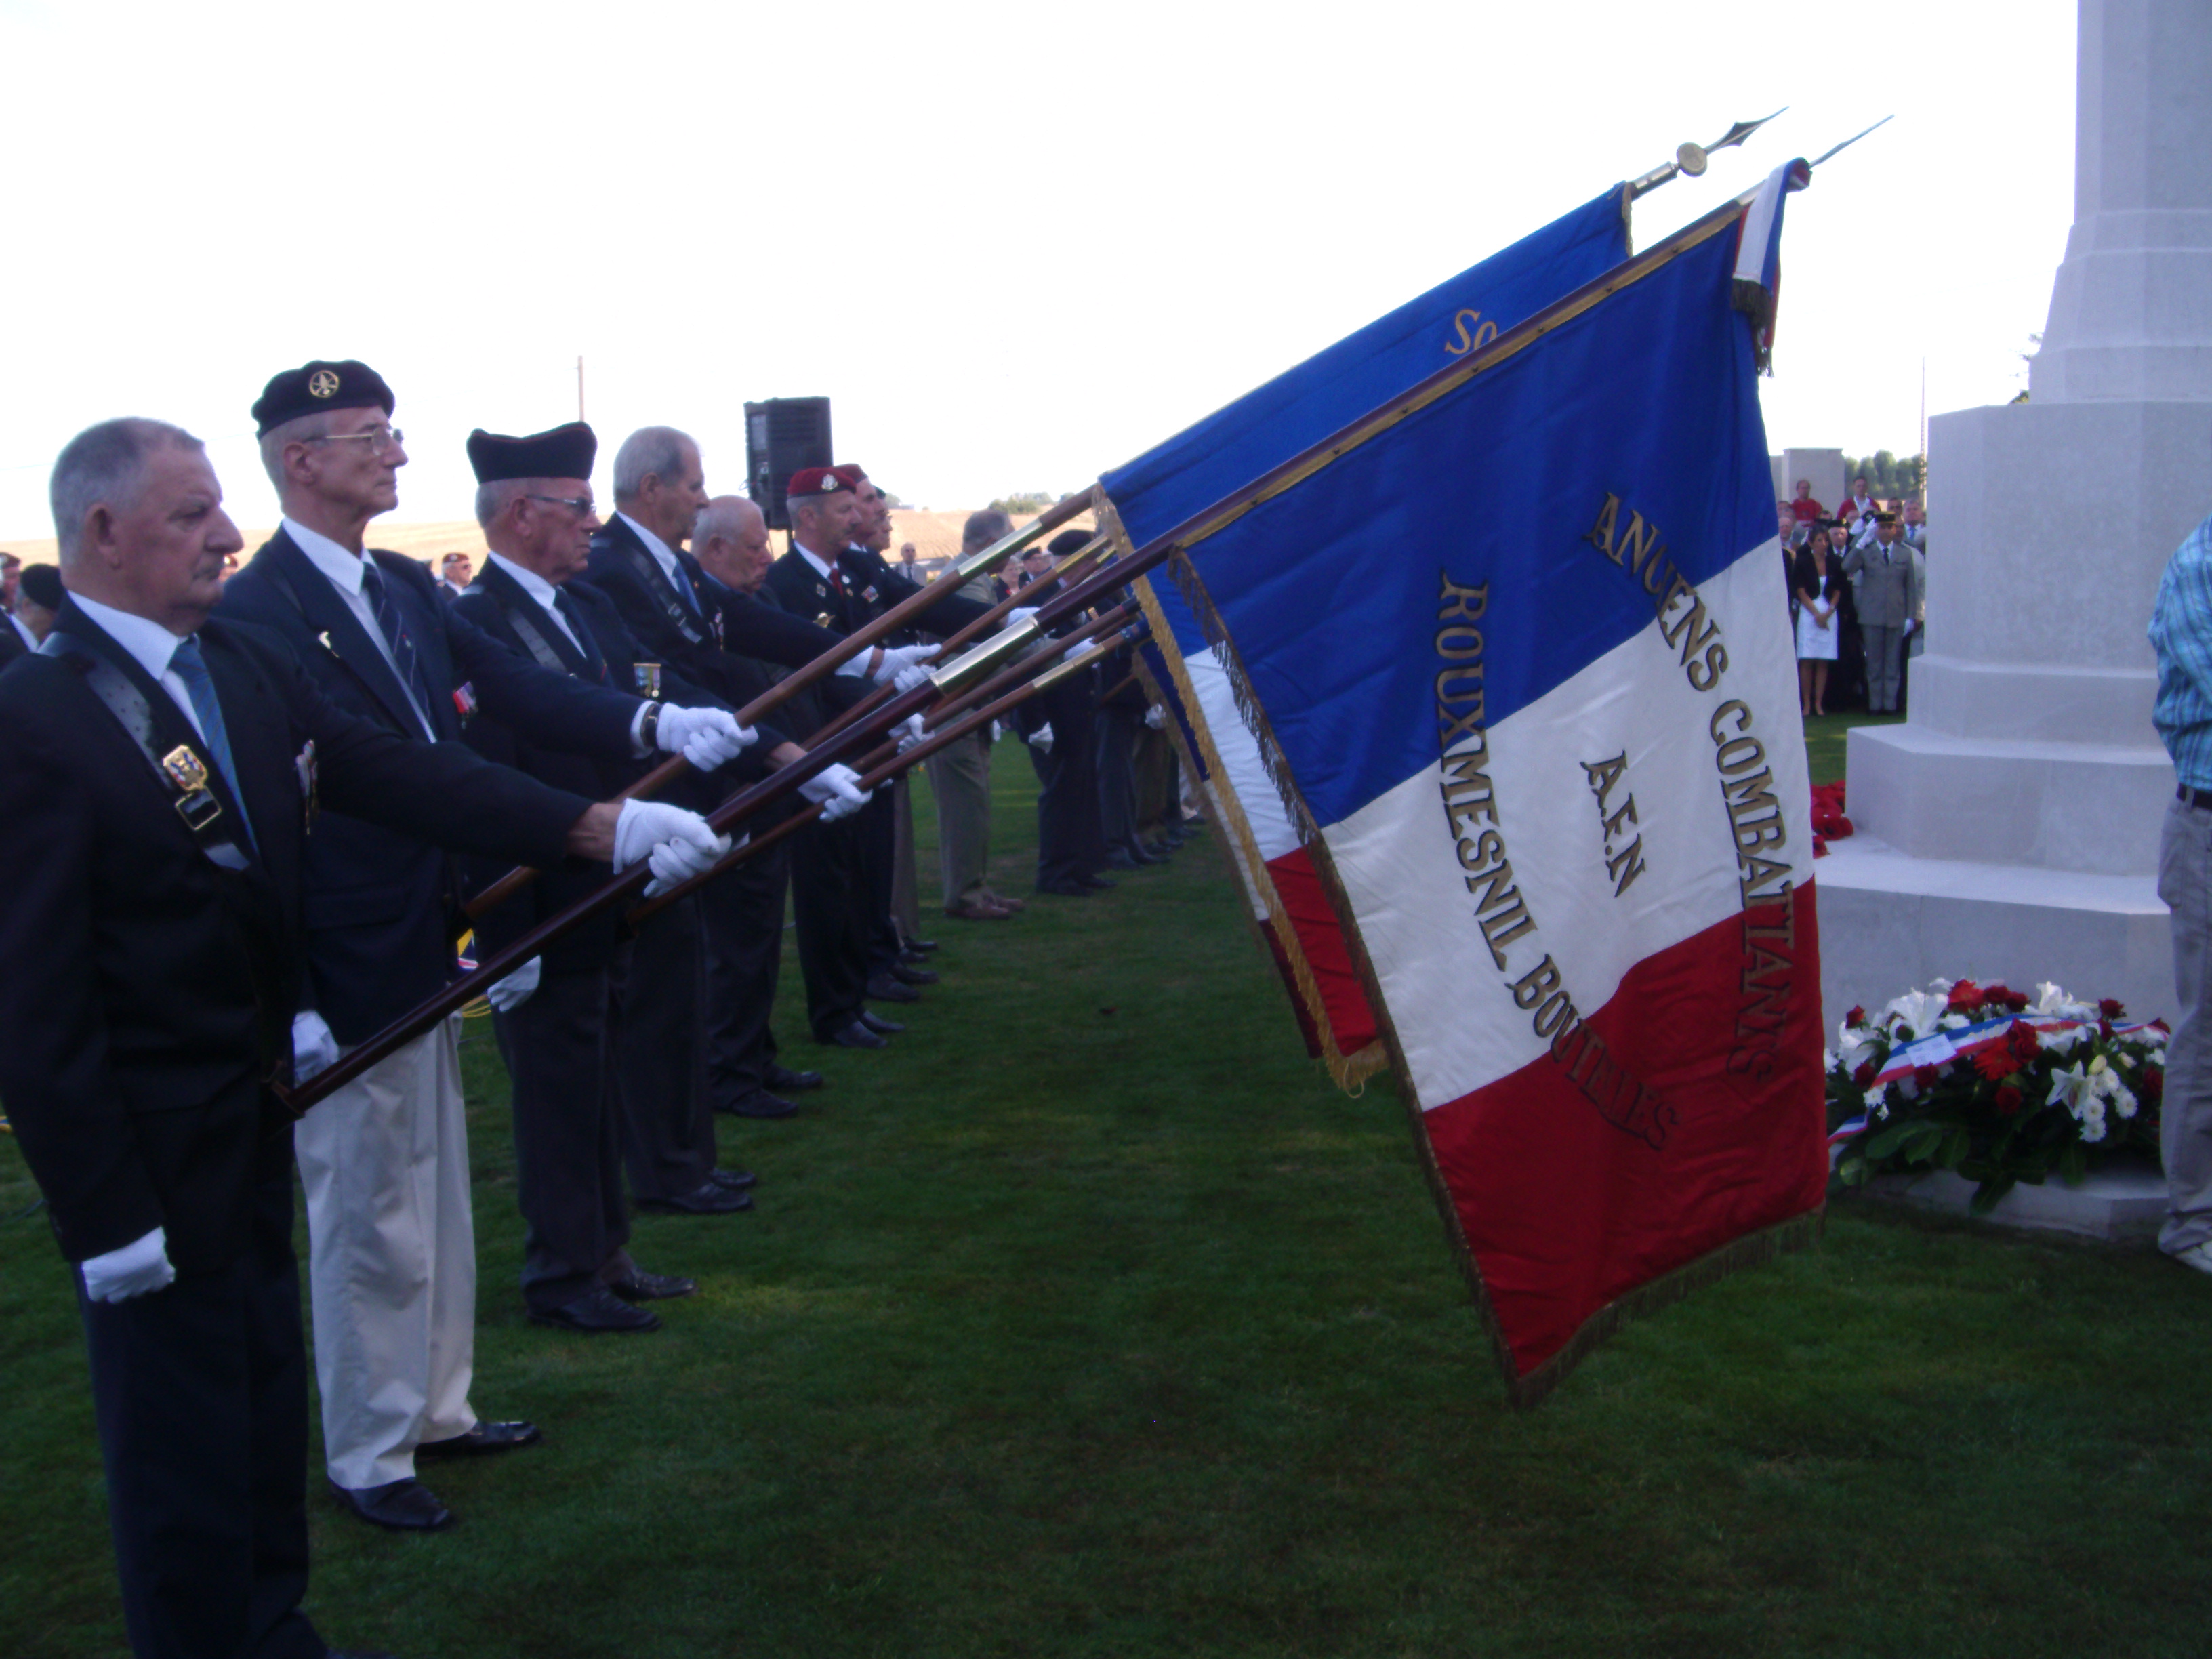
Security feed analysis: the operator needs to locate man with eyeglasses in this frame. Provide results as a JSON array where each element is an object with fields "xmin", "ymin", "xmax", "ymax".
[{"xmin": 217, "ymin": 361, "xmax": 756, "ymax": 1534}]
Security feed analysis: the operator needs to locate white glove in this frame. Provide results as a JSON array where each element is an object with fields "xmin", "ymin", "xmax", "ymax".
[
  {"xmin": 487, "ymin": 956, "xmax": 541, "ymax": 1012},
  {"xmin": 1145, "ymin": 705, "xmax": 1166, "ymax": 730},
  {"xmin": 291, "ymin": 1010, "xmax": 339, "ymax": 1085},
  {"xmin": 800, "ymin": 761, "xmax": 871, "ymax": 821},
  {"xmin": 1005, "ymin": 607, "xmax": 1040, "ymax": 630},
  {"xmin": 871, "ymin": 644, "xmax": 933, "ymax": 686},
  {"xmin": 895, "ymin": 714, "xmax": 927, "ymax": 754},
  {"xmin": 990, "ymin": 720, "xmax": 1003, "ymax": 743},
  {"xmin": 1029, "ymin": 721, "xmax": 1055, "ymax": 753},
  {"xmin": 893, "ymin": 665, "xmax": 933, "ymax": 694},
  {"xmin": 614, "ymin": 800, "xmax": 732, "ymax": 897},
  {"xmin": 657, "ymin": 705, "xmax": 757, "ymax": 770},
  {"xmin": 82, "ymin": 1227, "xmax": 176, "ymax": 1304}
]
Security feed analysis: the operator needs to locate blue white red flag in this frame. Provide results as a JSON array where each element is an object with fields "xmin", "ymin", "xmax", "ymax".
[
  {"xmin": 1132, "ymin": 201, "xmax": 1827, "ymax": 1400},
  {"xmin": 1107, "ymin": 190, "xmax": 1633, "ymax": 1086}
]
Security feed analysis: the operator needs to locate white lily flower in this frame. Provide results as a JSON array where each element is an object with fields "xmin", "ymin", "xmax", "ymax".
[
  {"xmin": 1939, "ymin": 1013, "xmax": 1971, "ymax": 1032},
  {"xmin": 1929, "ymin": 977, "xmax": 1956, "ymax": 995},
  {"xmin": 1882, "ymin": 989, "xmax": 1948, "ymax": 1040},
  {"xmin": 2047, "ymin": 1061, "xmax": 2093, "ymax": 1117},
  {"xmin": 2033, "ymin": 981, "xmax": 2095, "ymax": 1019},
  {"xmin": 2039, "ymin": 1025, "xmax": 2087, "ymax": 1055}
]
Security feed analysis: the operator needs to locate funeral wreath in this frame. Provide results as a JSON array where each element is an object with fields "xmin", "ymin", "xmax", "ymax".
[{"xmin": 1826, "ymin": 978, "xmax": 2167, "ymax": 1214}]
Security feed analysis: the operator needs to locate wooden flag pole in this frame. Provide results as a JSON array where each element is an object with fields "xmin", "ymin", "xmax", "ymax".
[{"xmin": 462, "ymin": 489, "xmax": 1101, "ymax": 919}]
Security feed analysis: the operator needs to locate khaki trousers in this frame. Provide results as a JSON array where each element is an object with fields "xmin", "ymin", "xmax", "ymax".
[
  {"xmin": 295, "ymin": 1017, "xmax": 478, "ymax": 1491},
  {"xmin": 2161, "ymin": 796, "xmax": 2212, "ymax": 1254},
  {"xmin": 928, "ymin": 729, "xmax": 991, "ymax": 909}
]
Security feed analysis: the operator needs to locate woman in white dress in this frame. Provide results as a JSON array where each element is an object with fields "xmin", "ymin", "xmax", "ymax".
[{"xmin": 1792, "ymin": 531, "xmax": 1842, "ymax": 716}]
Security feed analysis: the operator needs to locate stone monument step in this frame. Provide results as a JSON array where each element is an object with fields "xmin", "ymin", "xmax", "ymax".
[{"xmin": 1854, "ymin": 1158, "xmax": 2167, "ymax": 1245}]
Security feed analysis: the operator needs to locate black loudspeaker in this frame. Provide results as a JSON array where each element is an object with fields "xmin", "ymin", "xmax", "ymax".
[{"xmin": 745, "ymin": 398, "xmax": 834, "ymax": 530}]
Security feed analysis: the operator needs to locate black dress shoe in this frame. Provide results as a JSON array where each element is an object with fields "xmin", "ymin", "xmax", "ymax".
[
  {"xmin": 326, "ymin": 1649, "xmax": 403, "ymax": 1658},
  {"xmin": 720, "ymin": 1089, "xmax": 798, "ymax": 1119},
  {"xmin": 529, "ymin": 1285, "xmax": 661, "ymax": 1334},
  {"xmin": 823, "ymin": 1020, "xmax": 888, "ymax": 1049},
  {"xmin": 708, "ymin": 1166, "xmax": 758, "ymax": 1191},
  {"xmin": 329, "ymin": 1477, "xmax": 452, "ymax": 1532},
  {"xmin": 415, "ymin": 1420, "xmax": 541, "ymax": 1458},
  {"xmin": 902, "ymin": 937, "xmax": 940, "ymax": 954},
  {"xmin": 606, "ymin": 1267, "xmax": 697, "ymax": 1303},
  {"xmin": 1078, "ymin": 874, "xmax": 1118, "ymax": 890},
  {"xmin": 890, "ymin": 962, "xmax": 939, "ymax": 985},
  {"xmin": 635, "ymin": 1179, "xmax": 753, "ymax": 1215},
  {"xmin": 1036, "ymin": 880, "xmax": 1092, "ymax": 897},
  {"xmin": 1105, "ymin": 848, "xmax": 1141, "ymax": 871},
  {"xmin": 766, "ymin": 1065, "xmax": 823, "ymax": 1091},
  {"xmin": 866, "ymin": 974, "xmax": 922, "ymax": 1003},
  {"xmin": 859, "ymin": 1010, "xmax": 905, "ymax": 1035}
]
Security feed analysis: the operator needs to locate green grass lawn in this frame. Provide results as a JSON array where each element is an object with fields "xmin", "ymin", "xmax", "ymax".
[{"xmin": 7, "ymin": 739, "xmax": 2212, "ymax": 1658}]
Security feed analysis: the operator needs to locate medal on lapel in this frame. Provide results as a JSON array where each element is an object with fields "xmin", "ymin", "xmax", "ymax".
[
  {"xmin": 159, "ymin": 745, "xmax": 224, "ymax": 832},
  {"xmin": 636, "ymin": 663, "xmax": 663, "ymax": 697},
  {"xmin": 452, "ymin": 682, "xmax": 478, "ymax": 720}
]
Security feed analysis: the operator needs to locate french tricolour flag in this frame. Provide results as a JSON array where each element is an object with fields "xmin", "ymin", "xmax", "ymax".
[
  {"xmin": 1106, "ymin": 190, "xmax": 1632, "ymax": 1089},
  {"xmin": 1140, "ymin": 196, "xmax": 1829, "ymax": 1401}
]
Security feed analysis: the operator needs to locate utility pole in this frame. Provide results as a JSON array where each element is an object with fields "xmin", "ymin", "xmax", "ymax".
[{"xmin": 577, "ymin": 355, "xmax": 586, "ymax": 422}]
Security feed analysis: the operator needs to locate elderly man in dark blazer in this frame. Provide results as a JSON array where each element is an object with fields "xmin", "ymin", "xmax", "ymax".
[
  {"xmin": 0, "ymin": 416, "xmax": 722, "ymax": 1659},
  {"xmin": 216, "ymin": 361, "xmax": 753, "ymax": 1534}
]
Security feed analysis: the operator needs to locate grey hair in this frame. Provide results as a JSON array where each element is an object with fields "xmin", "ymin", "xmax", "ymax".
[
  {"xmin": 474, "ymin": 478, "xmax": 541, "ymax": 530},
  {"xmin": 693, "ymin": 495, "xmax": 762, "ymax": 546},
  {"xmin": 51, "ymin": 418, "xmax": 205, "ymax": 565},
  {"xmin": 257, "ymin": 408, "xmax": 338, "ymax": 492},
  {"xmin": 613, "ymin": 426, "xmax": 696, "ymax": 503},
  {"xmin": 962, "ymin": 509, "xmax": 1012, "ymax": 552}
]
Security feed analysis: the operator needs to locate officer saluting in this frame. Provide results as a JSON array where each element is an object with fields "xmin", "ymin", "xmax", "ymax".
[{"xmin": 0, "ymin": 417, "xmax": 722, "ymax": 1659}]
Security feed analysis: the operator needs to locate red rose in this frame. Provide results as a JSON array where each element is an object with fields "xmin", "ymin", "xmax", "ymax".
[
  {"xmin": 2099, "ymin": 1020, "xmax": 2115, "ymax": 1042},
  {"xmin": 2100, "ymin": 998, "xmax": 2125, "ymax": 1020},
  {"xmin": 1912, "ymin": 1064, "xmax": 1942, "ymax": 1090},
  {"xmin": 2143, "ymin": 1065, "xmax": 2165, "ymax": 1103},
  {"xmin": 1852, "ymin": 1060, "xmax": 1878, "ymax": 1088},
  {"xmin": 1983, "ymin": 983, "xmax": 2013, "ymax": 1004},
  {"xmin": 2007, "ymin": 1022, "xmax": 2042, "ymax": 1065},
  {"xmin": 1845, "ymin": 1005, "xmax": 1866, "ymax": 1028},
  {"xmin": 1947, "ymin": 980, "xmax": 1982, "ymax": 1011},
  {"xmin": 1994, "ymin": 1083, "xmax": 2024, "ymax": 1115},
  {"xmin": 2003, "ymin": 990, "xmax": 2030, "ymax": 1012}
]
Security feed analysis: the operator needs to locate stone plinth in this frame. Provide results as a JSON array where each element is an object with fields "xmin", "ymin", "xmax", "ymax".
[
  {"xmin": 1814, "ymin": 832, "xmax": 2170, "ymax": 1033},
  {"xmin": 1856, "ymin": 1160, "xmax": 2167, "ymax": 1244},
  {"xmin": 1816, "ymin": 0, "xmax": 2207, "ymax": 1032},
  {"xmin": 1782, "ymin": 447, "xmax": 1845, "ymax": 513}
]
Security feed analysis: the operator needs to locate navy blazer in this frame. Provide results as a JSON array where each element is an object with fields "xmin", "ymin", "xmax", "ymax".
[
  {"xmin": 452, "ymin": 561, "xmax": 736, "ymax": 968},
  {"xmin": 0, "ymin": 598, "xmax": 590, "ymax": 1270},
  {"xmin": 217, "ymin": 528, "xmax": 645, "ymax": 1042}
]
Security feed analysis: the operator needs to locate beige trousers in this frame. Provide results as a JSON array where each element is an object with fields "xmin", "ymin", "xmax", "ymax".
[{"xmin": 295, "ymin": 1017, "xmax": 478, "ymax": 1491}]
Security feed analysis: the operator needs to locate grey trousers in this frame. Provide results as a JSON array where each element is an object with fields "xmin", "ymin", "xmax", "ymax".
[
  {"xmin": 928, "ymin": 728, "xmax": 991, "ymax": 909},
  {"xmin": 2160, "ymin": 795, "xmax": 2212, "ymax": 1253},
  {"xmin": 1864, "ymin": 623, "xmax": 1906, "ymax": 712},
  {"xmin": 891, "ymin": 773, "xmax": 921, "ymax": 940}
]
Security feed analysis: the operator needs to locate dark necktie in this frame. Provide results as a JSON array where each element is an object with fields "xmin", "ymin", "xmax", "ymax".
[
  {"xmin": 171, "ymin": 636, "xmax": 258, "ymax": 854},
  {"xmin": 551, "ymin": 589, "xmax": 609, "ymax": 682},
  {"xmin": 664, "ymin": 552, "xmax": 703, "ymax": 615},
  {"xmin": 360, "ymin": 560, "xmax": 434, "ymax": 718}
]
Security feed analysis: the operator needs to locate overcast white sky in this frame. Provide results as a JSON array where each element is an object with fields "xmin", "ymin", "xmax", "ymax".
[{"xmin": 0, "ymin": 0, "xmax": 2075, "ymax": 539}]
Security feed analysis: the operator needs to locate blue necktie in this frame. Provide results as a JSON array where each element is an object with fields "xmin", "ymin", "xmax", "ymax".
[
  {"xmin": 170, "ymin": 636, "xmax": 257, "ymax": 854},
  {"xmin": 665, "ymin": 554, "xmax": 702, "ymax": 616},
  {"xmin": 361, "ymin": 560, "xmax": 435, "ymax": 718}
]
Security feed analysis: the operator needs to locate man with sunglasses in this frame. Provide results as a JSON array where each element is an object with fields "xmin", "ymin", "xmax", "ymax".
[{"xmin": 218, "ymin": 361, "xmax": 754, "ymax": 1534}]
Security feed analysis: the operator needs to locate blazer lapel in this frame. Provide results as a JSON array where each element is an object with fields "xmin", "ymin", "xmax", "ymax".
[
  {"xmin": 482, "ymin": 562, "xmax": 593, "ymax": 678},
  {"xmin": 264, "ymin": 531, "xmax": 427, "ymax": 739}
]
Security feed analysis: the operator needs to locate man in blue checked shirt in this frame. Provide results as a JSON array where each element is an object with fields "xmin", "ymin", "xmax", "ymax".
[{"xmin": 2148, "ymin": 510, "xmax": 2212, "ymax": 1277}]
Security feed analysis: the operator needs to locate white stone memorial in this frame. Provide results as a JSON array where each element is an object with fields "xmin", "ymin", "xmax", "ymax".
[{"xmin": 1818, "ymin": 0, "xmax": 2212, "ymax": 1031}]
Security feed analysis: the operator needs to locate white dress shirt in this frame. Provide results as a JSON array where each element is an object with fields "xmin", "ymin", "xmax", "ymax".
[
  {"xmin": 7, "ymin": 611, "xmax": 37, "ymax": 651},
  {"xmin": 283, "ymin": 517, "xmax": 436, "ymax": 739},
  {"xmin": 485, "ymin": 552, "xmax": 586, "ymax": 655},
  {"xmin": 68, "ymin": 592, "xmax": 217, "ymax": 747}
]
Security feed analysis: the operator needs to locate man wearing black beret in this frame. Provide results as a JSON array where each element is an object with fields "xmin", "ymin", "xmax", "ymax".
[{"xmin": 217, "ymin": 362, "xmax": 756, "ymax": 1532}]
